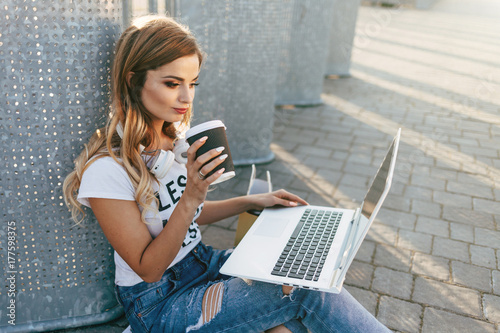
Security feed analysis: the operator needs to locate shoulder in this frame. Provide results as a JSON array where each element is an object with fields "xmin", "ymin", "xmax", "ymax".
[
  {"xmin": 78, "ymin": 155, "xmax": 136, "ymax": 207},
  {"xmin": 83, "ymin": 155, "xmax": 132, "ymax": 182},
  {"xmin": 85, "ymin": 155, "xmax": 126, "ymax": 172}
]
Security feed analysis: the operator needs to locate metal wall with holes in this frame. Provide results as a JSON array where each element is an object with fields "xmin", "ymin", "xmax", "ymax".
[{"xmin": 0, "ymin": 1, "xmax": 124, "ymax": 331}]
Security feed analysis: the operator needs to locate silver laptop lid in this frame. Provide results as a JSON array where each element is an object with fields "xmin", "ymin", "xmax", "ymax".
[
  {"xmin": 360, "ymin": 128, "xmax": 401, "ymax": 222},
  {"xmin": 331, "ymin": 129, "xmax": 401, "ymax": 289}
]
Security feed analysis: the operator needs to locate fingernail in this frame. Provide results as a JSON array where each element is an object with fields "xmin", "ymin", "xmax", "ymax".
[
  {"xmin": 200, "ymin": 136, "xmax": 208, "ymax": 142},
  {"xmin": 215, "ymin": 146, "xmax": 225, "ymax": 152},
  {"xmin": 290, "ymin": 201, "xmax": 298, "ymax": 206},
  {"xmin": 218, "ymin": 168, "xmax": 225, "ymax": 174},
  {"xmin": 219, "ymin": 154, "xmax": 228, "ymax": 160}
]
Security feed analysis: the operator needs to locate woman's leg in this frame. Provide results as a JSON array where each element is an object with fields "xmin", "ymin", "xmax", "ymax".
[
  {"xmin": 266, "ymin": 319, "xmax": 308, "ymax": 333},
  {"xmin": 176, "ymin": 278, "xmax": 389, "ymax": 333},
  {"xmin": 212, "ymin": 249, "xmax": 308, "ymax": 333},
  {"xmin": 122, "ymin": 243, "xmax": 388, "ymax": 332},
  {"xmin": 204, "ymin": 245, "xmax": 387, "ymax": 333},
  {"xmin": 266, "ymin": 325, "xmax": 292, "ymax": 333}
]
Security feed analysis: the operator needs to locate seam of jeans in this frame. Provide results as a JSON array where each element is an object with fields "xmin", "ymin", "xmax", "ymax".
[
  {"xmin": 137, "ymin": 298, "xmax": 160, "ymax": 318},
  {"xmin": 117, "ymin": 288, "xmax": 140, "ymax": 322},
  {"xmin": 114, "ymin": 285, "xmax": 124, "ymax": 307},
  {"xmin": 124, "ymin": 305, "xmax": 136, "ymax": 325},
  {"xmin": 214, "ymin": 302, "xmax": 299, "ymax": 333},
  {"xmin": 300, "ymin": 301, "xmax": 336, "ymax": 333},
  {"xmin": 132, "ymin": 309, "xmax": 151, "ymax": 333},
  {"xmin": 136, "ymin": 286, "xmax": 174, "ymax": 319}
]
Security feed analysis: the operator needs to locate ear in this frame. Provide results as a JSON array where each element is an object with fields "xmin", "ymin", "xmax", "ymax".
[{"xmin": 126, "ymin": 72, "xmax": 134, "ymax": 87}]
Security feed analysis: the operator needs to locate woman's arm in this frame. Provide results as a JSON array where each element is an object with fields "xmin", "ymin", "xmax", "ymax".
[
  {"xmin": 89, "ymin": 195, "xmax": 199, "ymax": 283},
  {"xmin": 89, "ymin": 136, "xmax": 226, "ymax": 283},
  {"xmin": 197, "ymin": 189, "xmax": 309, "ymax": 225}
]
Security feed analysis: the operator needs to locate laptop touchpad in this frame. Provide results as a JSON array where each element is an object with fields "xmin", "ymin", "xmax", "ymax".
[{"xmin": 253, "ymin": 218, "xmax": 290, "ymax": 238}]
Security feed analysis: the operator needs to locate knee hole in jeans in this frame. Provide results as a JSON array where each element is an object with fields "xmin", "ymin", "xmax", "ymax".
[
  {"xmin": 202, "ymin": 282, "xmax": 224, "ymax": 324},
  {"xmin": 282, "ymin": 285, "xmax": 294, "ymax": 295}
]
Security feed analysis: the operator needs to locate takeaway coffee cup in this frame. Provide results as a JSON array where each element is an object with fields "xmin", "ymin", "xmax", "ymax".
[{"xmin": 185, "ymin": 120, "xmax": 235, "ymax": 184}]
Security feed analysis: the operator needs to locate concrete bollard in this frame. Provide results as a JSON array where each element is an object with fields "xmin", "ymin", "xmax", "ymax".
[
  {"xmin": 171, "ymin": 0, "xmax": 292, "ymax": 165},
  {"xmin": 275, "ymin": 0, "xmax": 336, "ymax": 106},
  {"xmin": 326, "ymin": 0, "xmax": 362, "ymax": 77}
]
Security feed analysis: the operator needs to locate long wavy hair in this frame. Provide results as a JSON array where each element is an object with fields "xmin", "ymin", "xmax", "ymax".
[{"xmin": 63, "ymin": 15, "xmax": 204, "ymax": 224}]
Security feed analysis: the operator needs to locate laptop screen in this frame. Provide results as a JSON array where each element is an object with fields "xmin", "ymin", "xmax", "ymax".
[{"xmin": 361, "ymin": 137, "xmax": 396, "ymax": 219}]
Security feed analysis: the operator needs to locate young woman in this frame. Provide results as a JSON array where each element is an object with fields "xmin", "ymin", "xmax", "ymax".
[{"xmin": 63, "ymin": 15, "xmax": 390, "ymax": 333}]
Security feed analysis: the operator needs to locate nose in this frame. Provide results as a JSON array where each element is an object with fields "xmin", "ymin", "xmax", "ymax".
[{"xmin": 179, "ymin": 84, "xmax": 194, "ymax": 105}]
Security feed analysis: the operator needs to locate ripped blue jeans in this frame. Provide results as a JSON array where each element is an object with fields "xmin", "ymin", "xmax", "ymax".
[{"xmin": 116, "ymin": 242, "xmax": 390, "ymax": 333}]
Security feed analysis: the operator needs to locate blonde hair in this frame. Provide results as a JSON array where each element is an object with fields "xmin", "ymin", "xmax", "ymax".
[{"xmin": 63, "ymin": 15, "xmax": 203, "ymax": 224}]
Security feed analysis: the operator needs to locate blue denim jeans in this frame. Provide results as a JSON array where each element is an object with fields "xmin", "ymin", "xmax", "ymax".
[{"xmin": 116, "ymin": 242, "xmax": 390, "ymax": 333}]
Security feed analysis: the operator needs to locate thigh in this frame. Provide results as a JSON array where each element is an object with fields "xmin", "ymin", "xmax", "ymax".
[
  {"xmin": 118, "ymin": 255, "xmax": 209, "ymax": 333},
  {"xmin": 163, "ymin": 278, "xmax": 298, "ymax": 333},
  {"xmin": 178, "ymin": 279, "xmax": 389, "ymax": 333},
  {"xmin": 151, "ymin": 274, "xmax": 388, "ymax": 333}
]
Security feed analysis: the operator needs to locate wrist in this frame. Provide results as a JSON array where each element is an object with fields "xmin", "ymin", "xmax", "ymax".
[
  {"xmin": 178, "ymin": 194, "xmax": 203, "ymax": 213},
  {"xmin": 245, "ymin": 194, "xmax": 262, "ymax": 211}
]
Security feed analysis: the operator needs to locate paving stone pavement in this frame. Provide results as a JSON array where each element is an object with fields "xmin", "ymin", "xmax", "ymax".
[{"xmin": 56, "ymin": 0, "xmax": 500, "ymax": 332}]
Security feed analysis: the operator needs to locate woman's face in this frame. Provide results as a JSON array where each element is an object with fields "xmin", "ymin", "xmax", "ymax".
[{"xmin": 140, "ymin": 54, "xmax": 200, "ymax": 128}]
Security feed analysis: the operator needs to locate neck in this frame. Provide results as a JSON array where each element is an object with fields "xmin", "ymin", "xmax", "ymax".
[
  {"xmin": 149, "ymin": 121, "xmax": 175, "ymax": 151},
  {"xmin": 152, "ymin": 120, "xmax": 165, "ymax": 137}
]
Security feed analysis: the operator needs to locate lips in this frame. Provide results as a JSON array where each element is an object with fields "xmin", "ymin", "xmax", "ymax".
[{"xmin": 173, "ymin": 108, "xmax": 188, "ymax": 115}]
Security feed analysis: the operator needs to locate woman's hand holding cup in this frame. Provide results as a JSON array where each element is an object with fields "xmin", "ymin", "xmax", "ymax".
[
  {"xmin": 184, "ymin": 136, "xmax": 227, "ymax": 207},
  {"xmin": 185, "ymin": 120, "xmax": 235, "ymax": 185}
]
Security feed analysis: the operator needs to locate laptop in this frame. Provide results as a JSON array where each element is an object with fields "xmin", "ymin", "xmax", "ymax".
[{"xmin": 220, "ymin": 129, "xmax": 401, "ymax": 293}]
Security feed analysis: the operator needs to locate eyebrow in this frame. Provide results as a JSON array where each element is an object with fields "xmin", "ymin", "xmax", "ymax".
[{"xmin": 162, "ymin": 75, "xmax": 199, "ymax": 81}]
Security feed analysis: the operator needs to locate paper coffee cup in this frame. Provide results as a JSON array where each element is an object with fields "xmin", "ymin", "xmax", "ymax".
[{"xmin": 185, "ymin": 120, "xmax": 235, "ymax": 184}]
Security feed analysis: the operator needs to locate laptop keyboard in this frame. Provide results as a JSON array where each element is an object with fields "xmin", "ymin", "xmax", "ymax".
[{"xmin": 271, "ymin": 209, "xmax": 342, "ymax": 281}]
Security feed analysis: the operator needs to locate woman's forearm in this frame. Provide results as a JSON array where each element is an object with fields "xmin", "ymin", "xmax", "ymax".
[
  {"xmin": 197, "ymin": 197, "xmax": 254, "ymax": 225},
  {"xmin": 197, "ymin": 190, "xmax": 308, "ymax": 225},
  {"xmin": 139, "ymin": 195, "xmax": 199, "ymax": 281}
]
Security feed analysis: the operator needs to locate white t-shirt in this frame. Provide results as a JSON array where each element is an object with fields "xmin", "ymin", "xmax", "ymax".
[{"xmin": 77, "ymin": 155, "xmax": 203, "ymax": 286}]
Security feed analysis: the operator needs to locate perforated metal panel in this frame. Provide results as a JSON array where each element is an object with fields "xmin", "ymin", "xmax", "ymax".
[
  {"xmin": 172, "ymin": 0, "xmax": 293, "ymax": 165},
  {"xmin": 326, "ymin": 0, "xmax": 361, "ymax": 76},
  {"xmin": 275, "ymin": 0, "xmax": 336, "ymax": 106},
  {"xmin": 0, "ymin": 1, "xmax": 123, "ymax": 331}
]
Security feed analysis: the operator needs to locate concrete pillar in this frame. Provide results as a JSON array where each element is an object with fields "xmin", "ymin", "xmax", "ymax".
[
  {"xmin": 326, "ymin": 0, "xmax": 362, "ymax": 77},
  {"xmin": 172, "ymin": 0, "xmax": 292, "ymax": 165},
  {"xmin": 275, "ymin": 0, "xmax": 336, "ymax": 106}
]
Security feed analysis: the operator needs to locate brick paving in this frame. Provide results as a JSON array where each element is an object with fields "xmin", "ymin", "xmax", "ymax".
[{"xmin": 59, "ymin": 0, "xmax": 500, "ymax": 332}]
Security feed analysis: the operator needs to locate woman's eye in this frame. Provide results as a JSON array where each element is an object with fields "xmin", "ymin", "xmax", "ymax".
[
  {"xmin": 191, "ymin": 82, "xmax": 200, "ymax": 88},
  {"xmin": 165, "ymin": 82, "xmax": 179, "ymax": 88}
]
